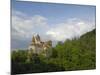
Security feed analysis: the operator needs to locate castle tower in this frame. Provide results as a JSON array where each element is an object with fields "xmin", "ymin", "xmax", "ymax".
[{"xmin": 35, "ymin": 34, "xmax": 41, "ymax": 44}]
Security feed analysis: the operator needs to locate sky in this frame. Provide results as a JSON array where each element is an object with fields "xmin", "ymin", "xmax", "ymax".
[{"xmin": 11, "ymin": 0, "xmax": 96, "ymax": 50}]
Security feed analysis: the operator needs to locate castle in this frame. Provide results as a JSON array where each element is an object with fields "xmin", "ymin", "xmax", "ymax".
[{"xmin": 28, "ymin": 34, "xmax": 52, "ymax": 57}]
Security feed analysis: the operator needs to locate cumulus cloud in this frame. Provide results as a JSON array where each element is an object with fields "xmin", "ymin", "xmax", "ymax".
[
  {"xmin": 46, "ymin": 19, "xmax": 95, "ymax": 41},
  {"xmin": 12, "ymin": 11, "xmax": 48, "ymax": 40},
  {"xmin": 12, "ymin": 10, "xmax": 95, "ymax": 49},
  {"xmin": 12, "ymin": 10, "xmax": 49, "ymax": 49}
]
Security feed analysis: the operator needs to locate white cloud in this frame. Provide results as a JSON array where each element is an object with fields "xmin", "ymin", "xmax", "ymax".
[
  {"xmin": 12, "ymin": 11, "xmax": 48, "ymax": 40},
  {"xmin": 12, "ymin": 10, "xmax": 95, "ymax": 49},
  {"xmin": 46, "ymin": 19, "xmax": 95, "ymax": 41},
  {"xmin": 12, "ymin": 10, "xmax": 50, "ymax": 49}
]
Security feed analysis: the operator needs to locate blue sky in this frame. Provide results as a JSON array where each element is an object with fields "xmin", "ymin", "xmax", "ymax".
[
  {"xmin": 11, "ymin": 0, "xmax": 96, "ymax": 50},
  {"xmin": 12, "ymin": 0, "xmax": 95, "ymax": 24}
]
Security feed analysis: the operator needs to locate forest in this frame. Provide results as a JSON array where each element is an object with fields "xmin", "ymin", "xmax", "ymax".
[{"xmin": 11, "ymin": 29, "xmax": 96, "ymax": 74}]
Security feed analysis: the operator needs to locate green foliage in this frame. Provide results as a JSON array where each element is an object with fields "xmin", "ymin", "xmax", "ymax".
[
  {"xmin": 11, "ymin": 50, "xmax": 27, "ymax": 63},
  {"xmin": 11, "ymin": 29, "xmax": 96, "ymax": 74}
]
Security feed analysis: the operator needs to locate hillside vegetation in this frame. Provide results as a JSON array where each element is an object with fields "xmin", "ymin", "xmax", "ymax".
[{"xmin": 11, "ymin": 29, "xmax": 96, "ymax": 74}]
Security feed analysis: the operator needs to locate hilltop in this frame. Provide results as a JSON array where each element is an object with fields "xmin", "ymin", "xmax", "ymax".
[{"xmin": 11, "ymin": 29, "xmax": 96, "ymax": 74}]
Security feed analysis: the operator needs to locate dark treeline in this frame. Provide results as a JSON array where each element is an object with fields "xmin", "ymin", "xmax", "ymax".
[{"xmin": 11, "ymin": 29, "xmax": 96, "ymax": 74}]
